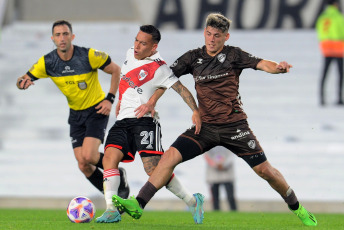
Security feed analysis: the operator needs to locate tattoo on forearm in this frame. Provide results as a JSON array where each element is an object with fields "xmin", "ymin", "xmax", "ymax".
[{"xmin": 172, "ymin": 81, "xmax": 198, "ymax": 111}]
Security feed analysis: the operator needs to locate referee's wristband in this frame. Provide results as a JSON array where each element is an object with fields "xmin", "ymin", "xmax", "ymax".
[{"xmin": 105, "ymin": 93, "xmax": 115, "ymax": 104}]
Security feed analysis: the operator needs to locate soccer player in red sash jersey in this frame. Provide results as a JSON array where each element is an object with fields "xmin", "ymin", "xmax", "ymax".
[
  {"xmin": 113, "ymin": 13, "xmax": 317, "ymax": 226},
  {"xmin": 96, "ymin": 25, "xmax": 203, "ymax": 223}
]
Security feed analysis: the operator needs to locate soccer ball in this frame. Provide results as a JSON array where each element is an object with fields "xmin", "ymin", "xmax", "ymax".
[{"xmin": 66, "ymin": 196, "xmax": 96, "ymax": 223}]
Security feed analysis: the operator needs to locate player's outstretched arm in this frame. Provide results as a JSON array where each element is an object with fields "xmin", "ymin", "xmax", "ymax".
[
  {"xmin": 256, "ymin": 60, "xmax": 293, "ymax": 74},
  {"xmin": 16, "ymin": 74, "xmax": 34, "ymax": 90},
  {"xmin": 171, "ymin": 80, "xmax": 201, "ymax": 134}
]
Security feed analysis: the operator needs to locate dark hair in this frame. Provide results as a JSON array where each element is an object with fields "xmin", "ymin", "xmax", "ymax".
[
  {"xmin": 206, "ymin": 13, "xmax": 231, "ymax": 33},
  {"xmin": 139, "ymin": 25, "xmax": 161, "ymax": 43},
  {"xmin": 52, "ymin": 20, "xmax": 73, "ymax": 34}
]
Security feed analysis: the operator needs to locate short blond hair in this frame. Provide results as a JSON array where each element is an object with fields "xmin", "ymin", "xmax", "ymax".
[{"xmin": 205, "ymin": 13, "xmax": 231, "ymax": 32}]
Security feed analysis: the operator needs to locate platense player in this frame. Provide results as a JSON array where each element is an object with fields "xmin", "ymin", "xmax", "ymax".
[
  {"xmin": 96, "ymin": 25, "xmax": 204, "ymax": 224},
  {"xmin": 16, "ymin": 20, "xmax": 129, "ymax": 198},
  {"xmin": 113, "ymin": 13, "xmax": 317, "ymax": 226}
]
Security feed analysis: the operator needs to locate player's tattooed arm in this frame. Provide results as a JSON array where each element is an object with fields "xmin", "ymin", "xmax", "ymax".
[
  {"xmin": 172, "ymin": 80, "xmax": 202, "ymax": 134},
  {"xmin": 171, "ymin": 80, "xmax": 198, "ymax": 111}
]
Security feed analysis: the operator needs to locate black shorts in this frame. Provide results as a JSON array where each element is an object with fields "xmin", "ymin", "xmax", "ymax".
[
  {"xmin": 171, "ymin": 119, "xmax": 267, "ymax": 167},
  {"xmin": 68, "ymin": 103, "xmax": 109, "ymax": 148},
  {"xmin": 105, "ymin": 117, "xmax": 164, "ymax": 162}
]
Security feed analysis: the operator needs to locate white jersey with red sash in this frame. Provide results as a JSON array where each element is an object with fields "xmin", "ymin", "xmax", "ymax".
[{"xmin": 117, "ymin": 47, "xmax": 178, "ymax": 121}]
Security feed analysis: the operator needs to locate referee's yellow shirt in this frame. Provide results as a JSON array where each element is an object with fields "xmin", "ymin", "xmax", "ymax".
[{"xmin": 27, "ymin": 46, "xmax": 111, "ymax": 110}]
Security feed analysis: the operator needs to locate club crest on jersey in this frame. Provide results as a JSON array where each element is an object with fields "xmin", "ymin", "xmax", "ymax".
[
  {"xmin": 138, "ymin": 69, "xmax": 148, "ymax": 81},
  {"xmin": 248, "ymin": 140, "xmax": 256, "ymax": 149},
  {"xmin": 217, "ymin": 53, "xmax": 226, "ymax": 63},
  {"xmin": 78, "ymin": 81, "xmax": 87, "ymax": 90}
]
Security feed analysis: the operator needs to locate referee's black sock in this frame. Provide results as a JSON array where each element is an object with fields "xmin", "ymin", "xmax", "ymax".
[
  {"xmin": 95, "ymin": 152, "xmax": 104, "ymax": 169},
  {"xmin": 87, "ymin": 167, "xmax": 104, "ymax": 193}
]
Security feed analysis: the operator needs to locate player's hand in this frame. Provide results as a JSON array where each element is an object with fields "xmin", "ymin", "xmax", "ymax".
[
  {"xmin": 115, "ymin": 100, "xmax": 121, "ymax": 117},
  {"xmin": 17, "ymin": 76, "xmax": 34, "ymax": 90},
  {"xmin": 192, "ymin": 110, "xmax": 202, "ymax": 134},
  {"xmin": 277, "ymin": 61, "xmax": 292, "ymax": 73},
  {"xmin": 134, "ymin": 103, "xmax": 155, "ymax": 118},
  {"xmin": 95, "ymin": 100, "xmax": 112, "ymax": 115}
]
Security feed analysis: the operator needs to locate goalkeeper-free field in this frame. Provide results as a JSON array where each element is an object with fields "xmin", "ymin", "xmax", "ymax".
[{"xmin": 1, "ymin": 209, "xmax": 343, "ymax": 230}]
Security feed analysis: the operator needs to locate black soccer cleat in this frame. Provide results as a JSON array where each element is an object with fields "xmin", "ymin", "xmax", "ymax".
[{"xmin": 118, "ymin": 167, "xmax": 130, "ymax": 199}]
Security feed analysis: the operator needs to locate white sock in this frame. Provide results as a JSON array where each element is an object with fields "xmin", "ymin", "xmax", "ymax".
[
  {"xmin": 103, "ymin": 168, "xmax": 120, "ymax": 210},
  {"xmin": 166, "ymin": 173, "xmax": 196, "ymax": 207}
]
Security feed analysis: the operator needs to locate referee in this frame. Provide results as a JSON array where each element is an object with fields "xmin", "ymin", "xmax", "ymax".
[{"xmin": 16, "ymin": 20, "xmax": 129, "ymax": 198}]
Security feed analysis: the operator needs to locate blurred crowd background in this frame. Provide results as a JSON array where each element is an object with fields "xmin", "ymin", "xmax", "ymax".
[{"xmin": 0, "ymin": 0, "xmax": 343, "ymax": 213}]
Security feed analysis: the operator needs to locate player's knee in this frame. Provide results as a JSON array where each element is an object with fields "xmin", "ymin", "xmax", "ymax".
[
  {"xmin": 78, "ymin": 161, "xmax": 92, "ymax": 174},
  {"xmin": 80, "ymin": 149, "xmax": 95, "ymax": 164},
  {"xmin": 161, "ymin": 147, "xmax": 182, "ymax": 168},
  {"xmin": 254, "ymin": 162, "xmax": 275, "ymax": 180}
]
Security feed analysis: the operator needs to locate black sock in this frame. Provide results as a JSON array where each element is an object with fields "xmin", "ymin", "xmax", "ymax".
[
  {"xmin": 136, "ymin": 181, "xmax": 158, "ymax": 209},
  {"xmin": 288, "ymin": 201, "xmax": 300, "ymax": 211},
  {"xmin": 95, "ymin": 152, "xmax": 104, "ymax": 169},
  {"xmin": 282, "ymin": 187, "xmax": 299, "ymax": 210},
  {"xmin": 136, "ymin": 197, "xmax": 147, "ymax": 209},
  {"xmin": 87, "ymin": 167, "xmax": 103, "ymax": 193}
]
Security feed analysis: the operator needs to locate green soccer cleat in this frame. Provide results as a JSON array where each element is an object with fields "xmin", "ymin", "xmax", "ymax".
[
  {"xmin": 112, "ymin": 195, "xmax": 143, "ymax": 219},
  {"xmin": 95, "ymin": 209, "xmax": 121, "ymax": 223},
  {"xmin": 189, "ymin": 193, "xmax": 205, "ymax": 224},
  {"xmin": 290, "ymin": 204, "xmax": 317, "ymax": 226}
]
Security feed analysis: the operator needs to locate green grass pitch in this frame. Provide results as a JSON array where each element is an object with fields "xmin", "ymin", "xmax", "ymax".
[{"xmin": 1, "ymin": 209, "xmax": 343, "ymax": 230}]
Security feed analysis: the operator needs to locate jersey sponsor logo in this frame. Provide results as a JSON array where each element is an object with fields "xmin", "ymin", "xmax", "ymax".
[
  {"xmin": 62, "ymin": 65, "xmax": 75, "ymax": 74},
  {"xmin": 248, "ymin": 140, "xmax": 256, "ymax": 149},
  {"xmin": 65, "ymin": 81, "xmax": 75, "ymax": 85},
  {"xmin": 171, "ymin": 60, "xmax": 178, "ymax": 67},
  {"xmin": 78, "ymin": 81, "xmax": 87, "ymax": 90},
  {"xmin": 231, "ymin": 130, "xmax": 250, "ymax": 140},
  {"xmin": 217, "ymin": 53, "xmax": 226, "ymax": 63},
  {"xmin": 195, "ymin": 72, "xmax": 230, "ymax": 82},
  {"xmin": 138, "ymin": 69, "xmax": 148, "ymax": 81},
  {"xmin": 120, "ymin": 73, "xmax": 143, "ymax": 94}
]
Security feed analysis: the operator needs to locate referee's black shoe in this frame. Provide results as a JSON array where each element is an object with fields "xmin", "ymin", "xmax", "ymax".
[{"xmin": 118, "ymin": 167, "xmax": 130, "ymax": 199}]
